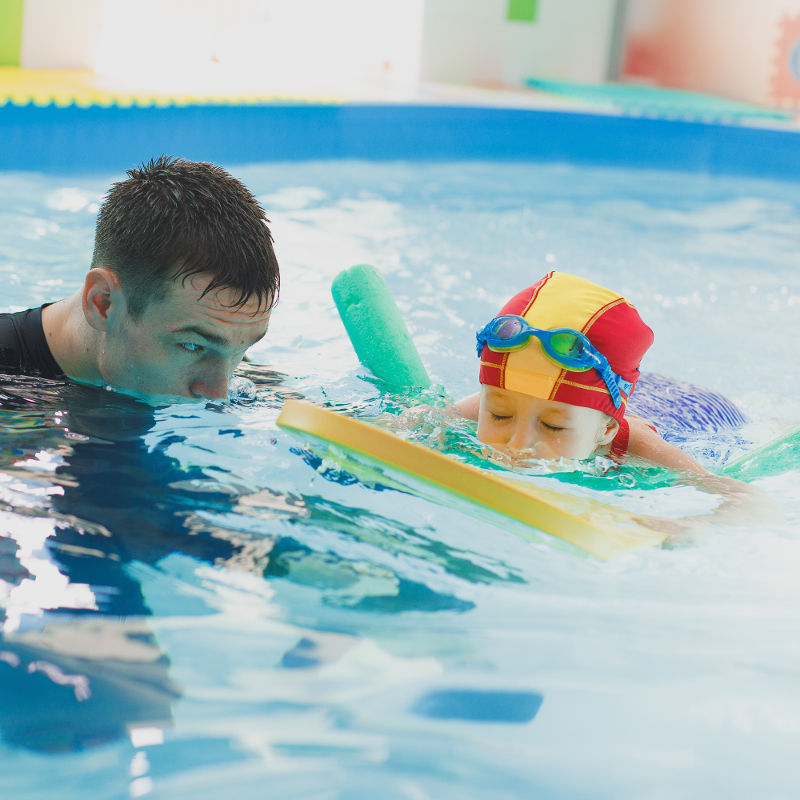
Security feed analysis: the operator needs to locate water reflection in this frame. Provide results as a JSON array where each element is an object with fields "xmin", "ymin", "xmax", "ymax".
[
  {"xmin": 0, "ymin": 373, "xmax": 519, "ymax": 753},
  {"xmin": 0, "ymin": 615, "xmax": 178, "ymax": 752}
]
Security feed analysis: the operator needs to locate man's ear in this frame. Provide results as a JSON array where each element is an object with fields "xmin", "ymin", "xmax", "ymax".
[
  {"xmin": 597, "ymin": 416, "xmax": 620, "ymax": 446},
  {"xmin": 82, "ymin": 268, "xmax": 122, "ymax": 331}
]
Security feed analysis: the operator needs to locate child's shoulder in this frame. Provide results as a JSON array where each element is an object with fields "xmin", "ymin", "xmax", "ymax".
[
  {"xmin": 454, "ymin": 392, "xmax": 480, "ymax": 421},
  {"xmin": 625, "ymin": 413, "xmax": 658, "ymax": 435}
]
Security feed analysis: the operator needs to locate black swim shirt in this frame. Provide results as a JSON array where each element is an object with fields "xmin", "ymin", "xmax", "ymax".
[{"xmin": 0, "ymin": 305, "xmax": 64, "ymax": 379}]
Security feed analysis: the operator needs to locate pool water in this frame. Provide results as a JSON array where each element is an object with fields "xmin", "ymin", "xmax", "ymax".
[{"xmin": 1, "ymin": 160, "xmax": 799, "ymax": 799}]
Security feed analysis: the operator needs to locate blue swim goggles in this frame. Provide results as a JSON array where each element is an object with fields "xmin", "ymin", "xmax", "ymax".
[{"xmin": 476, "ymin": 314, "xmax": 633, "ymax": 409}]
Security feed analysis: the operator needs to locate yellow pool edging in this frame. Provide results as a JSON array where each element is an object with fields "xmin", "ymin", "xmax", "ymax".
[
  {"xmin": 0, "ymin": 67, "xmax": 341, "ymax": 108},
  {"xmin": 277, "ymin": 399, "xmax": 666, "ymax": 560}
]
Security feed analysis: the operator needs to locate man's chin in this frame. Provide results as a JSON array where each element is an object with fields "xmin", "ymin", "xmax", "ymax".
[
  {"xmin": 108, "ymin": 385, "xmax": 204, "ymax": 407},
  {"xmin": 72, "ymin": 379, "xmax": 202, "ymax": 408}
]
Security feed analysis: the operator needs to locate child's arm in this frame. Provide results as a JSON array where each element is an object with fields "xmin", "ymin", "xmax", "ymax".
[
  {"xmin": 625, "ymin": 416, "xmax": 782, "ymax": 530},
  {"xmin": 625, "ymin": 416, "xmax": 709, "ymax": 474}
]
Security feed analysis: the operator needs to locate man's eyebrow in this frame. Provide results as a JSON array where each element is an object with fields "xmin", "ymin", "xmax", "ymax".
[
  {"xmin": 171, "ymin": 326, "xmax": 230, "ymax": 347},
  {"xmin": 171, "ymin": 326, "xmax": 264, "ymax": 352}
]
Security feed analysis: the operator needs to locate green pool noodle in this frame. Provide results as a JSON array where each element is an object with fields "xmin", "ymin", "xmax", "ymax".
[
  {"xmin": 721, "ymin": 424, "xmax": 800, "ymax": 481},
  {"xmin": 332, "ymin": 264, "xmax": 431, "ymax": 392}
]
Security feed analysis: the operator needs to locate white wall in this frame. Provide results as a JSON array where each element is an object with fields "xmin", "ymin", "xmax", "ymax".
[
  {"xmin": 19, "ymin": 0, "xmax": 426, "ymax": 97},
  {"xmin": 20, "ymin": 0, "xmax": 103, "ymax": 70},
  {"xmin": 420, "ymin": 0, "xmax": 621, "ymax": 87}
]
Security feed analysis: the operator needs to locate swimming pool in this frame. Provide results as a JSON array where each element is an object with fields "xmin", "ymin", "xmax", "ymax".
[{"xmin": 2, "ymin": 149, "xmax": 800, "ymax": 797}]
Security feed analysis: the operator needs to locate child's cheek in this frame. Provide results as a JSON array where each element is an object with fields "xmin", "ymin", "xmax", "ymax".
[
  {"xmin": 547, "ymin": 430, "xmax": 590, "ymax": 460},
  {"xmin": 476, "ymin": 416, "xmax": 504, "ymax": 445}
]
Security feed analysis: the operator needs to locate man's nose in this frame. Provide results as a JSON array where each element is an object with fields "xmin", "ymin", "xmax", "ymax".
[{"xmin": 189, "ymin": 364, "xmax": 230, "ymax": 400}]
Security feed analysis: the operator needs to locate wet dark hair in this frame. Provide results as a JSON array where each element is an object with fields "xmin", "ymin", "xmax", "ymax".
[{"xmin": 91, "ymin": 155, "xmax": 280, "ymax": 317}]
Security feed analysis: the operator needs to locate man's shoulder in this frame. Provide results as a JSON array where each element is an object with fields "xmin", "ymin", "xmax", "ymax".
[
  {"xmin": 0, "ymin": 305, "xmax": 64, "ymax": 379},
  {"xmin": 0, "ymin": 307, "xmax": 33, "ymax": 372}
]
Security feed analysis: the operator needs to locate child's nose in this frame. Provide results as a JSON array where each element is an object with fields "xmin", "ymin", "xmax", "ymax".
[
  {"xmin": 507, "ymin": 421, "xmax": 540, "ymax": 452},
  {"xmin": 506, "ymin": 425, "xmax": 558, "ymax": 460}
]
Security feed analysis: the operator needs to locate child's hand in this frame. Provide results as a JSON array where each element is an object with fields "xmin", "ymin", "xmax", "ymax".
[
  {"xmin": 385, "ymin": 404, "xmax": 435, "ymax": 430},
  {"xmin": 377, "ymin": 402, "xmax": 466, "ymax": 449},
  {"xmin": 634, "ymin": 472, "xmax": 785, "ymax": 546},
  {"xmin": 682, "ymin": 472, "xmax": 786, "ymax": 526}
]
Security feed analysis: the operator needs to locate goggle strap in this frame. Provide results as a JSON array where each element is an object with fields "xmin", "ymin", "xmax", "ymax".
[{"xmin": 599, "ymin": 364, "xmax": 622, "ymax": 409}]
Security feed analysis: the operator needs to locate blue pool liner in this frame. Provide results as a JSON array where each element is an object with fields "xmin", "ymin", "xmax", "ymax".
[{"xmin": 1, "ymin": 103, "xmax": 799, "ymax": 179}]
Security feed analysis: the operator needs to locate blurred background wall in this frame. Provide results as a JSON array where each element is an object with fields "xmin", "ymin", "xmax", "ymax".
[
  {"xmin": 620, "ymin": 0, "xmax": 800, "ymax": 108},
  {"xmin": 1, "ymin": 0, "xmax": 799, "ymax": 108}
]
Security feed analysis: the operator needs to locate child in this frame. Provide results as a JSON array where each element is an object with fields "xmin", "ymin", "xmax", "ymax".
[{"xmin": 456, "ymin": 271, "xmax": 708, "ymax": 474}]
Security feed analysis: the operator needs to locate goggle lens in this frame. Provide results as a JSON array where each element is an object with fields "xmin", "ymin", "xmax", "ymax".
[
  {"xmin": 548, "ymin": 331, "xmax": 591, "ymax": 370},
  {"xmin": 492, "ymin": 317, "xmax": 524, "ymax": 340}
]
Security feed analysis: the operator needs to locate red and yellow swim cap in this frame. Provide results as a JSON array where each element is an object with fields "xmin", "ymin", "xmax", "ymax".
[{"xmin": 479, "ymin": 271, "xmax": 654, "ymax": 422}]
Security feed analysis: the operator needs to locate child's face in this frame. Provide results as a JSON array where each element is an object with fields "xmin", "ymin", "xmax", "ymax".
[{"xmin": 477, "ymin": 385, "xmax": 618, "ymax": 460}]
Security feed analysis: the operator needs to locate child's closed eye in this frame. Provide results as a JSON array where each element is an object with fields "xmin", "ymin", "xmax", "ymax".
[{"xmin": 541, "ymin": 421, "xmax": 564, "ymax": 432}]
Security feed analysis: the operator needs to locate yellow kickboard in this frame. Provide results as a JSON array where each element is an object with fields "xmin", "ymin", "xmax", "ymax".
[{"xmin": 277, "ymin": 399, "xmax": 666, "ymax": 560}]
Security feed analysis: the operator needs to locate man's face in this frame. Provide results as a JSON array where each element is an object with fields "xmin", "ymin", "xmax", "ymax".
[{"xmin": 97, "ymin": 273, "xmax": 271, "ymax": 403}]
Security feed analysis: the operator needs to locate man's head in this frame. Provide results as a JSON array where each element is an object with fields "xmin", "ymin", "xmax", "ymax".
[
  {"xmin": 82, "ymin": 156, "xmax": 279, "ymax": 402},
  {"xmin": 92, "ymin": 155, "xmax": 279, "ymax": 317},
  {"xmin": 476, "ymin": 271, "xmax": 654, "ymax": 459}
]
